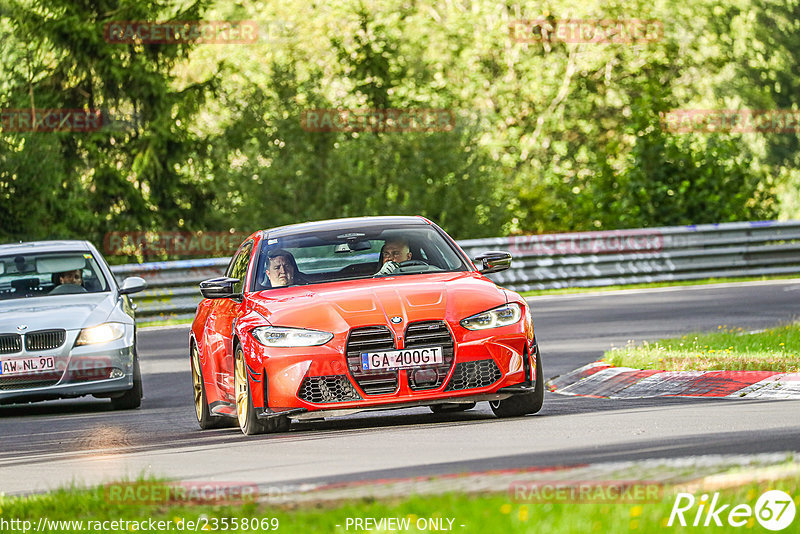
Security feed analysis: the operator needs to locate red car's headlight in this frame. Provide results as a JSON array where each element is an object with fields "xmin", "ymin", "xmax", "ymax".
[
  {"xmin": 460, "ymin": 303, "xmax": 522, "ymax": 330},
  {"xmin": 250, "ymin": 326, "xmax": 333, "ymax": 347}
]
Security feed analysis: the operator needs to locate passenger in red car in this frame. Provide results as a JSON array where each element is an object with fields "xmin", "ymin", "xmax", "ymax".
[{"xmin": 266, "ymin": 249, "xmax": 298, "ymax": 287}]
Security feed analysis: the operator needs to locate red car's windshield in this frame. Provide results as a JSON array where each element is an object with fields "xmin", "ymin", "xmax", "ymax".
[{"xmin": 252, "ymin": 223, "xmax": 469, "ymax": 290}]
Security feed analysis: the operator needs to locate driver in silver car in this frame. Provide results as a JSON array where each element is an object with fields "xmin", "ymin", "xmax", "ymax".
[
  {"xmin": 54, "ymin": 269, "xmax": 83, "ymax": 287},
  {"xmin": 376, "ymin": 237, "xmax": 412, "ymax": 275}
]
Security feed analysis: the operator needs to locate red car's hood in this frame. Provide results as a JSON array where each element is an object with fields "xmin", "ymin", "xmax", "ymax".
[{"xmin": 247, "ymin": 272, "xmax": 506, "ymax": 332}]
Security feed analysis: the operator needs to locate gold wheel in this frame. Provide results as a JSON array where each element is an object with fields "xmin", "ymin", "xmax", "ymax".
[
  {"xmin": 191, "ymin": 341, "xmax": 232, "ymax": 429},
  {"xmin": 191, "ymin": 345, "xmax": 204, "ymax": 421},
  {"xmin": 233, "ymin": 344, "xmax": 273, "ymax": 435},
  {"xmin": 235, "ymin": 347, "xmax": 249, "ymax": 430}
]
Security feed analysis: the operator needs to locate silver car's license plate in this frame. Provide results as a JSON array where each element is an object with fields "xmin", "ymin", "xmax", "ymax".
[
  {"xmin": 360, "ymin": 346, "xmax": 444, "ymax": 371},
  {"xmin": 0, "ymin": 356, "xmax": 56, "ymax": 376}
]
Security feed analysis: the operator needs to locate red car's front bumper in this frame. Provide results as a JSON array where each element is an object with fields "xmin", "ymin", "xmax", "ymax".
[{"xmin": 242, "ymin": 321, "xmax": 537, "ymax": 420}]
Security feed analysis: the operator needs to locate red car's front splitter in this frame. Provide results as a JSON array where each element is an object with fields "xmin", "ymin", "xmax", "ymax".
[
  {"xmin": 254, "ymin": 345, "xmax": 539, "ymax": 421},
  {"xmin": 254, "ymin": 383, "xmax": 537, "ymax": 421}
]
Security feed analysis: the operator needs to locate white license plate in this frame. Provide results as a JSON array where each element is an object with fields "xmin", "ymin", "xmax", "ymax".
[
  {"xmin": 361, "ymin": 346, "xmax": 444, "ymax": 371},
  {"xmin": 0, "ymin": 356, "xmax": 56, "ymax": 376}
]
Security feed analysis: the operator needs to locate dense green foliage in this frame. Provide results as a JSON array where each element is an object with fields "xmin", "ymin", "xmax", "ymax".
[{"xmin": 1, "ymin": 0, "xmax": 798, "ymax": 256}]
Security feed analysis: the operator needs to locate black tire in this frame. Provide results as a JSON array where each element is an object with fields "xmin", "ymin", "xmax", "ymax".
[
  {"xmin": 490, "ymin": 342, "xmax": 544, "ymax": 418},
  {"xmin": 234, "ymin": 345, "xmax": 289, "ymax": 435},
  {"xmin": 111, "ymin": 351, "xmax": 143, "ymax": 410},
  {"xmin": 191, "ymin": 342, "xmax": 232, "ymax": 429},
  {"xmin": 430, "ymin": 402, "xmax": 476, "ymax": 414}
]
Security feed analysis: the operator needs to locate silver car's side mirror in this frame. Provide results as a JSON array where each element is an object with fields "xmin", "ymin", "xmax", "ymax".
[
  {"xmin": 474, "ymin": 251, "xmax": 512, "ymax": 274},
  {"xmin": 119, "ymin": 276, "xmax": 147, "ymax": 295}
]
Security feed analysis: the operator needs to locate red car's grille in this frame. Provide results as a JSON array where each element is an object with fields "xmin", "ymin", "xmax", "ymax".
[
  {"xmin": 405, "ymin": 321, "xmax": 454, "ymax": 391},
  {"xmin": 345, "ymin": 326, "xmax": 398, "ymax": 395},
  {"xmin": 444, "ymin": 359, "xmax": 502, "ymax": 391},
  {"xmin": 297, "ymin": 375, "xmax": 362, "ymax": 404}
]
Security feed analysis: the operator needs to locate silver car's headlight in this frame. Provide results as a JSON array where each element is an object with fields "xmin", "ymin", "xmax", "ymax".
[
  {"xmin": 250, "ymin": 326, "xmax": 333, "ymax": 347},
  {"xmin": 460, "ymin": 303, "xmax": 523, "ymax": 330},
  {"xmin": 75, "ymin": 323, "xmax": 126, "ymax": 346}
]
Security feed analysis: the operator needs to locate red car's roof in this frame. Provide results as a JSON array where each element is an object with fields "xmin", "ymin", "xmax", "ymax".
[{"xmin": 257, "ymin": 215, "xmax": 432, "ymax": 240}]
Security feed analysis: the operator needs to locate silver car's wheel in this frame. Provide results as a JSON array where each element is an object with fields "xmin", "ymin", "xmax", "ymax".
[{"xmin": 111, "ymin": 352, "xmax": 142, "ymax": 410}]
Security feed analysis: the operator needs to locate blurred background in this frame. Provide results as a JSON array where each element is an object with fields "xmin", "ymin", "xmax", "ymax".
[{"xmin": 1, "ymin": 0, "xmax": 798, "ymax": 262}]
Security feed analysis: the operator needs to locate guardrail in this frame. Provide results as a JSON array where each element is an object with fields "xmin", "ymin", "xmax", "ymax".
[{"xmin": 114, "ymin": 220, "xmax": 800, "ymax": 322}]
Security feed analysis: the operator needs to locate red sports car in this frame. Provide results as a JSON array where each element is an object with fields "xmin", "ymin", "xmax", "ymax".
[{"xmin": 190, "ymin": 216, "xmax": 543, "ymax": 435}]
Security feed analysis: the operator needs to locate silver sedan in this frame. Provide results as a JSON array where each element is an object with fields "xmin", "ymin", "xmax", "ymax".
[{"xmin": 0, "ymin": 240, "xmax": 146, "ymax": 409}]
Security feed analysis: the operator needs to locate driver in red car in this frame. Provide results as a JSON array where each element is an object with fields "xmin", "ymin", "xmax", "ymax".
[
  {"xmin": 376, "ymin": 237, "xmax": 412, "ymax": 275},
  {"xmin": 266, "ymin": 249, "xmax": 299, "ymax": 287}
]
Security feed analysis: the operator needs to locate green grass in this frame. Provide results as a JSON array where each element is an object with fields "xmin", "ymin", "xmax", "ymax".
[
  {"xmin": 520, "ymin": 274, "xmax": 800, "ymax": 297},
  {"xmin": 1, "ymin": 477, "xmax": 799, "ymax": 533},
  {"xmin": 605, "ymin": 323, "xmax": 800, "ymax": 372}
]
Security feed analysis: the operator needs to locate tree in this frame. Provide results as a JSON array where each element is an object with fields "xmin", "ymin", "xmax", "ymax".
[{"xmin": 0, "ymin": 0, "xmax": 221, "ymax": 254}]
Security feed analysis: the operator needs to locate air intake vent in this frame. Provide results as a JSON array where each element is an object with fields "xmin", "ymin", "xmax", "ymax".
[
  {"xmin": 0, "ymin": 334, "xmax": 22, "ymax": 354},
  {"xmin": 297, "ymin": 375, "xmax": 362, "ymax": 404},
  {"xmin": 0, "ymin": 373, "xmax": 62, "ymax": 390},
  {"xmin": 444, "ymin": 359, "xmax": 502, "ymax": 391},
  {"xmin": 25, "ymin": 330, "xmax": 66, "ymax": 351},
  {"xmin": 405, "ymin": 321, "xmax": 454, "ymax": 390},
  {"xmin": 345, "ymin": 326, "xmax": 398, "ymax": 395}
]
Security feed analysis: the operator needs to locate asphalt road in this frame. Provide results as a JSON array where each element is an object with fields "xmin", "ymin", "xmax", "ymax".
[{"xmin": 1, "ymin": 279, "xmax": 799, "ymax": 496}]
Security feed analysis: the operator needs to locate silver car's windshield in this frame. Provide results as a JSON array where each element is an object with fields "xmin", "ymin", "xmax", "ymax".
[
  {"xmin": 0, "ymin": 252, "xmax": 110, "ymax": 300},
  {"xmin": 253, "ymin": 223, "xmax": 469, "ymax": 291}
]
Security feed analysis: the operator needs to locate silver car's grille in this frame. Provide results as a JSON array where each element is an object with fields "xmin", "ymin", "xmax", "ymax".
[
  {"xmin": 25, "ymin": 330, "xmax": 66, "ymax": 351},
  {"xmin": 0, "ymin": 334, "xmax": 22, "ymax": 354},
  {"xmin": 0, "ymin": 376, "xmax": 61, "ymax": 390}
]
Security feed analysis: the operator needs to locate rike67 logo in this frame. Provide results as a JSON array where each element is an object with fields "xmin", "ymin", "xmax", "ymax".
[{"xmin": 668, "ymin": 490, "xmax": 796, "ymax": 530}]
